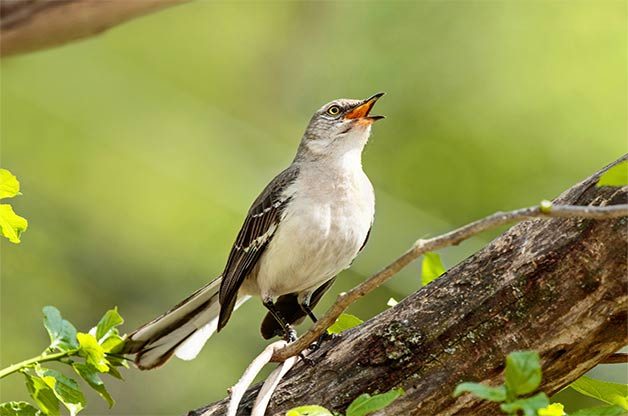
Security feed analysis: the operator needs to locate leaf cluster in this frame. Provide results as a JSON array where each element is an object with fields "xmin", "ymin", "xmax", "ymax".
[
  {"xmin": 453, "ymin": 351, "xmax": 627, "ymax": 416},
  {"xmin": 286, "ymin": 388, "xmax": 404, "ymax": 416},
  {"xmin": 0, "ymin": 169, "xmax": 28, "ymax": 244},
  {"xmin": 0, "ymin": 306, "xmax": 127, "ymax": 415}
]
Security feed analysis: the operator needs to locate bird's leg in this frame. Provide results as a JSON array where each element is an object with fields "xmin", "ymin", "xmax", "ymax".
[
  {"xmin": 299, "ymin": 298, "xmax": 318, "ymax": 324},
  {"xmin": 262, "ymin": 298, "xmax": 297, "ymax": 343},
  {"xmin": 299, "ymin": 297, "xmax": 331, "ymax": 352}
]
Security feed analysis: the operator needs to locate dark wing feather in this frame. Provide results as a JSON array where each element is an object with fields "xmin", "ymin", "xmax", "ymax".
[{"xmin": 217, "ymin": 166, "xmax": 299, "ymax": 331}]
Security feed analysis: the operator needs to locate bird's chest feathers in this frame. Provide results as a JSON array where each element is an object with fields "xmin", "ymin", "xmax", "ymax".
[
  {"xmin": 290, "ymin": 165, "xmax": 374, "ymax": 243},
  {"xmin": 254, "ymin": 162, "xmax": 374, "ymax": 297}
]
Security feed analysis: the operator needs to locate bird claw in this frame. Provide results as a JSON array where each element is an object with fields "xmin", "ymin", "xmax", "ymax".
[
  {"xmin": 283, "ymin": 327, "xmax": 297, "ymax": 343},
  {"xmin": 299, "ymin": 353, "xmax": 315, "ymax": 366},
  {"xmin": 307, "ymin": 331, "xmax": 336, "ymax": 352}
]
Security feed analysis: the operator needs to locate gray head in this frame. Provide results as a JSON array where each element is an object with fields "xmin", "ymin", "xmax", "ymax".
[{"xmin": 296, "ymin": 93, "xmax": 385, "ymax": 160}]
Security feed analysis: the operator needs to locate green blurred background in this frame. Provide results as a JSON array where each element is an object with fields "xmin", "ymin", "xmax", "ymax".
[{"xmin": 1, "ymin": 0, "xmax": 626, "ymax": 414}]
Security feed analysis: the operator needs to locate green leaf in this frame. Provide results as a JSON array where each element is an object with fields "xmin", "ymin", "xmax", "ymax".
[
  {"xmin": 499, "ymin": 392, "xmax": 549, "ymax": 416},
  {"xmin": 0, "ymin": 204, "xmax": 28, "ymax": 243},
  {"xmin": 570, "ymin": 376, "xmax": 628, "ymax": 410},
  {"xmin": 537, "ymin": 402, "xmax": 565, "ymax": 416},
  {"xmin": 327, "ymin": 313, "xmax": 364, "ymax": 335},
  {"xmin": 571, "ymin": 405, "xmax": 628, "ymax": 416},
  {"xmin": 95, "ymin": 307, "xmax": 124, "ymax": 343},
  {"xmin": 453, "ymin": 382, "xmax": 507, "ymax": 402},
  {"xmin": 77, "ymin": 333, "xmax": 109, "ymax": 373},
  {"xmin": 597, "ymin": 161, "xmax": 628, "ymax": 187},
  {"xmin": 35, "ymin": 367, "xmax": 85, "ymax": 416},
  {"xmin": 421, "ymin": 252, "xmax": 445, "ymax": 286},
  {"xmin": 505, "ymin": 351, "xmax": 542, "ymax": 396},
  {"xmin": 101, "ymin": 334, "xmax": 124, "ymax": 354},
  {"xmin": 105, "ymin": 365, "xmax": 124, "ymax": 380},
  {"xmin": 0, "ymin": 401, "xmax": 41, "ymax": 416},
  {"xmin": 42, "ymin": 306, "xmax": 78, "ymax": 352},
  {"xmin": 285, "ymin": 405, "xmax": 334, "ymax": 416},
  {"xmin": 24, "ymin": 372, "xmax": 60, "ymax": 416},
  {"xmin": 0, "ymin": 169, "xmax": 21, "ymax": 199},
  {"xmin": 346, "ymin": 388, "xmax": 404, "ymax": 416},
  {"xmin": 73, "ymin": 363, "xmax": 114, "ymax": 408}
]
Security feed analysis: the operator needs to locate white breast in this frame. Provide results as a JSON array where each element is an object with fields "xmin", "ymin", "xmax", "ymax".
[{"xmin": 250, "ymin": 154, "xmax": 375, "ymax": 300}]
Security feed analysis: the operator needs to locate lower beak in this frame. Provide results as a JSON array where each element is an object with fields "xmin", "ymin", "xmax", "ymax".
[{"xmin": 344, "ymin": 92, "xmax": 385, "ymax": 122}]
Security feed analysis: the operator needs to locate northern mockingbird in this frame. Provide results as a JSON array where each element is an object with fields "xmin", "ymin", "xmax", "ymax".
[{"xmin": 123, "ymin": 93, "xmax": 384, "ymax": 369}]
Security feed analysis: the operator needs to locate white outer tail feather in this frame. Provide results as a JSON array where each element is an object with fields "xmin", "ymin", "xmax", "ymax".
[
  {"xmin": 174, "ymin": 295, "xmax": 250, "ymax": 361},
  {"xmin": 126, "ymin": 276, "xmax": 250, "ymax": 369}
]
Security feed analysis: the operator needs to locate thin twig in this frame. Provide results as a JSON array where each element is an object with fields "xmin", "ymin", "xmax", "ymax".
[
  {"xmin": 599, "ymin": 353, "xmax": 628, "ymax": 364},
  {"xmin": 227, "ymin": 340, "xmax": 287, "ymax": 416},
  {"xmin": 271, "ymin": 202, "xmax": 628, "ymax": 361},
  {"xmin": 252, "ymin": 354, "xmax": 301, "ymax": 416}
]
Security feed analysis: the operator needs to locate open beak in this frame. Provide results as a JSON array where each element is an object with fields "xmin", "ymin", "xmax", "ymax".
[{"xmin": 344, "ymin": 92, "xmax": 385, "ymax": 123}]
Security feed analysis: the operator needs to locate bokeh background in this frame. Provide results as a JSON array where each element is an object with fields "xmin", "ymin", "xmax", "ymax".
[{"xmin": 1, "ymin": 0, "xmax": 626, "ymax": 414}]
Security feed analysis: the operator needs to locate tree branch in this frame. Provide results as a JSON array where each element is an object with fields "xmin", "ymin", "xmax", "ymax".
[
  {"xmin": 0, "ymin": 0, "xmax": 189, "ymax": 57},
  {"xmin": 271, "ymin": 201, "xmax": 627, "ymax": 362},
  {"xmin": 191, "ymin": 155, "xmax": 627, "ymax": 416},
  {"xmin": 600, "ymin": 353, "xmax": 628, "ymax": 365}
]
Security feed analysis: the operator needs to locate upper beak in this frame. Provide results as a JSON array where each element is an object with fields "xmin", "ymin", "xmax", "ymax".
[{"xmin": 344, "ymin": 92, "xmax": 385, "ymax": 121}]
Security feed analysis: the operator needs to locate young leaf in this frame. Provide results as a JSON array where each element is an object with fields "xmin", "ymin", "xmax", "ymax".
[
  {"xmin": 77, "ymin": 333, "xmax": 109, "ymax": 373},
  {"xmin": 0, "ymin": 401, "xmax": 40, "ymax": 416},
  {"xmin": 23, "ymin": 372, "xmax": 60, "ymax": 416},
  {"xmin": 499, "ymin": 392, "xmax": 549, "ymax": 416},
  {"xmin": 0, "ymin": 169, "xmax": 21, "ymax": 199},
  {"xmin": 72, "ymin": 363, "xmax": 114, "ymax": 408},
  {"xmin": 0, "ymin": 204, "xmax": 28, "ymax": 244},
  {"xmin": 327, "ymin": 313, "xmax": 364, "ymax": 335},
  {"xmin": 345, "ymin": 388, "xmax": 404, "ymax": 416},
  {"xmin": 453, "ymin": 382, "xmax": 507, "ymax": 402},
  {"xmin": 570, "ymin": 376, "xmax": 628, "ymax": 410},
  {"xmin": 285, "ymin": 405, "xmax": 334, "ymax": 416},
  {"xmin": 42, "ymin": 306, "xmax": 78, "ymax": 352},
  {"xmin": 597, "ymin": 160, "xmax": 628, "ymax": 187},
  {"xmin": 35, "ymin": 367, "xmax": 85, "ymax": 416},
  {"xmin": 537, "ymin": 402, "xmax": 565, "ymax": 416},
  {"xmin": 421, "ymin": 252, "xmax": 445, "ymax": 286},
  {"xmin": 105, "ymin": 365, "xmax": 124, "ymax": 380},
  {"xmin": 570, "ymin": 405, "xmax": 627, "ymax": 416},
  {"xmin": 504, "ymin": 351, "xmax": 542, "ymax": 396},
  {"xmin": 95, "ymin": 307, "xmax": 123, "ymax": 343},
  {"xmin": 101, "ymin": 334, "xmax": 124, "ymax": 354}
]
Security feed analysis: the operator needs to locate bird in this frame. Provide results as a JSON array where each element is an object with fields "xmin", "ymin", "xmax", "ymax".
[{"xmin": 122, "ymin": 93, "xmax": 384, "ymax": 370}]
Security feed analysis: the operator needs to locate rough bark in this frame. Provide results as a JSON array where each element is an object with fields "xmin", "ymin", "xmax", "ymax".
[
  {"xmin": 191, "ymin": 157, "xmax": 628, "ymax": 416},
  {"xmin": 0, "ymin": 0, "xmax": 189, "ymax": 57}
]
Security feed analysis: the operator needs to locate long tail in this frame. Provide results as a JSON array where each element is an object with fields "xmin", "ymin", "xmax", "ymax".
[{"xmin": 122, "ymin": 276, "xmax": 249, "ymax": 370}]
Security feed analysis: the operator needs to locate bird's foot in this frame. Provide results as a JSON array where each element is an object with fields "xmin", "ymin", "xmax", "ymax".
[
  {"xmin": 299, "ymin": 352, "xmax": 315, "ymax": 366},
  {"xmin": 309, "ymin": 331, "xmax": 335, "ymax": 350},
  {"xmin": 283, "ymin": 326, "xmax": 297, "ymax": 343}
]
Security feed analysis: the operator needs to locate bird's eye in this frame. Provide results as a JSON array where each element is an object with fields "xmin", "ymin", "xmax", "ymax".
[{"xmin": 326, "ymin": 105, "xmax": 341, "ymax": 116}]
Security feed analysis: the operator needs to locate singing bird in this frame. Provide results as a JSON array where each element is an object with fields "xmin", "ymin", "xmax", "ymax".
[{"xmin": 123, "ymin": 93, "xmax": 384, "ymax": 369}]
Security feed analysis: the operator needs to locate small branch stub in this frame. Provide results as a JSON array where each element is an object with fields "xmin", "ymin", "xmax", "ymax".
[{"xmin": 540, "ymin": 199, "xmax": 553, "ymax": 214}]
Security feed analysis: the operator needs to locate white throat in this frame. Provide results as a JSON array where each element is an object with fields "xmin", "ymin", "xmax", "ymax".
[{"xmin": 302, "ymin": 124, "xmax": 371, "ymax": 172}]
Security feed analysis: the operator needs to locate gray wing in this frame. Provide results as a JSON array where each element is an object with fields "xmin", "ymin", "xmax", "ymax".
[{"xmin": 217, "ymin": 165, "xmax": 299, "ymax": 331}]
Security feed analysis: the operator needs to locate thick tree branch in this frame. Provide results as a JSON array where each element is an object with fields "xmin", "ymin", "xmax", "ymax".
[
  {"xmin": 192, "ymin": 155, "xmax": 627, "ymax": 416},
  {"xmin": 0, "ymin": 0, "xmax": 189, "ymax": 57},
  {"xmin": 271, "ymin": 201, "xmax": 627, "ymax": 362},
  {"xmin": 600, "ymin": 353, "xmax": 628, "ymax": 364}
]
